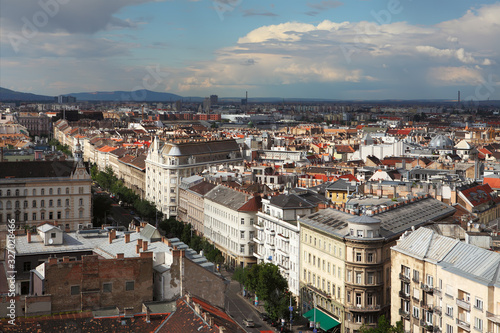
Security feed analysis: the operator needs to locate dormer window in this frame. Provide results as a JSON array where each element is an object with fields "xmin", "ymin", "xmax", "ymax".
[{"xmin": 357, "ymin": 230, "xmax": 364, "ymax": 238}]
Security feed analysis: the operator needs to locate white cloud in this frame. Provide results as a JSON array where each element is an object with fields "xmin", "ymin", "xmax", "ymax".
[{"xmin": 428, "ymin": 66, "xmax": 484, "ymax": 86}]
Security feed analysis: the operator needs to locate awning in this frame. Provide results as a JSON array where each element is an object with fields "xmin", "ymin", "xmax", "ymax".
[{"xmin": 303, "ymin": 308, "xmax": 340, "ymax": 331}]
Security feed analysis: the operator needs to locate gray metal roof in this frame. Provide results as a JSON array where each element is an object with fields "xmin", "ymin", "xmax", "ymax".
[
  {"xmin": 299, "ymin": 197, "xmax": 455, "ymax": 239},
  {"xmin": 15, "ymin": 231, "xmax": 107, "ymax": 256},
  {"xmin": 204, "ymin": 185, "xmax": 250, "ymax": 211},
  {"xmin": 393, "ymin": 227, "xmax": 500, "ymax": 287}
]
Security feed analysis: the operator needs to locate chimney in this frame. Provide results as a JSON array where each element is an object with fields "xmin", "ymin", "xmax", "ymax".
[
  {"xmin": 108, "ymin": 229, "xmax": 116, "ymax": 244},
  {"xmin": 48, "ymin": 257, "xmax": 58, "ymax": 265},
  {"xmin": 63, "ymin": 256, "xmax": 70, "ymax": 263},
  {"xmin": 116, "ymin": 253, "xmax": 124, "ymax": 259},
  {"xmin": 138, "ymin": 239, "xmax": 143, "ymax": 248},
  {"xmin": 146, "ymin": 307, "xmax": 151, "ymax": 323},
  {"xmin": 27, "ymin": 231, "xmax": 31, "ymax": 243},
  {"xmin": 143, "ymin": 241, "xmax": 148, "ymax": 252},
  {"xmin": 125, "ymin": 233, "xmax": 130, "ymax": 243},
  {"xmin": 136, "ymin": 244, "xmax": 141, "ymax": 254},
  {"xmin": 219, "ymin": 327, "xmax": 227, "ymax": 333},
  {"xmin": 136, "ymin": 226, "xmax": 141, "ymax": 233}
]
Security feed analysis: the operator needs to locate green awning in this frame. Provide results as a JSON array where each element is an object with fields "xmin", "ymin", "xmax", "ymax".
[{"xmin": 303, "ymin": 308, "xmax": 341, "ymax": 331}]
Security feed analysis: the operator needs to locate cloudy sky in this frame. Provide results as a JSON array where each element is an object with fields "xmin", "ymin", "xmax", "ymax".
[{"xmin": 1, "ymin": 0, "xmax": 499, "ymax": 100}]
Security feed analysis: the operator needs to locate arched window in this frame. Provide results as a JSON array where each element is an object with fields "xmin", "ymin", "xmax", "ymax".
[
  {"xmin": 24, "ymin": 189, "xmax": 28, "ymax": 196},
  {"xmin": 49, "ymin": 200, "xmax": 53, "ymax": 207},
  {"xmin": 49, "ymin": 188, "xmax": 53, "ymax": 195},
  {"xmin": 32, "ymin": 200, "xmax": 37, "ymax": 208},
  {"xmin": 57, "ymin": 188, "xmax": 61, "ymax": 195},
  {"xmin": 41, "ymin": 189, "xmax": 45, "ymax": 195},
  {"xmin": 33, "ymin": 189, "xmax": 36, "ymax": 196},
  {"xmin": 66, "ymin": 187, "xmax": 70, "ymax": 194},
  {"xmin": 6, "ymin": 201, "xmax": 12, "ymax": 209},
  {"xmin": 23, "ymin": 201, "xmax": 28, "ymax": 208},
  {"xmin": 65, "ymin": 199, "xmax": 70, "ymax": 207},
  {"xmin": 15, "ymin": 201, "xmax": 20, "ymax": 209},
  {"xmin": 57, "ymin": 199, "xmax": 61, "ymax": 207},
  {"xmin": 79, "ymin": 198, "xmax": 83, "ymax": 206},
  {"xmin": 41, "ymin": 200, "xmax": 45, "ymax": 208},
  {"xmin": 15, "ymin": 189, "xmax": 19, "ymax": 196},
  {"xmin": 7, "ymin": 190, "xmax": 11, "ymax": 196}
]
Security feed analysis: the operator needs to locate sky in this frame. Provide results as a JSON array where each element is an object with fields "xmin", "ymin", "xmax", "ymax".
[{"xmin": 1, "ymin": 0, "xmax": 499, "ymax": 100}]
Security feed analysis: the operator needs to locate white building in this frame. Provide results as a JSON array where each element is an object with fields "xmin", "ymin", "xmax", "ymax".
[
  {"xmin": 145, "ymin": 138, "xmax": 243, "ymax": 218},
  {"xmin": 253, "ymin": 193, "xmax": 317, "ymax": 296},
  {"xmin": 204, "ymin": 185, "xmax": 260, "ymax": 268}
]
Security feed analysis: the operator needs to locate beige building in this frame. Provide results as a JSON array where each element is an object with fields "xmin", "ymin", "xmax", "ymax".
[
  {"xmin": 178, "ymin": 177, "xmax": 215, "ymax": 236},
  {"xmin": 391, "ymin": 227, "xmax": 500, "ymax": 333},
  {"xmin": 298, "ymin": 196, "xmax": 456, "ymax": 333},
  {"xmin": 0, "ymin": 160, "xmax": 92, "ymax": 231},
  {"xmin": 145, "ymin": 138, "xmax": 243, "ymax": 218}
]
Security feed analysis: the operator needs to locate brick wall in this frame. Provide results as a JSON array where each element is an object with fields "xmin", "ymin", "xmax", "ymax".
[{"xmin": 44, "ymin": 254, "xmax": 153, "ymax": 313}]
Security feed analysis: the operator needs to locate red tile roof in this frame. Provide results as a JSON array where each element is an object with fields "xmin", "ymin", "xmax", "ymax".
[
  {"xmin": 483, "ymin": 177, "xmax": 500, "ymax": 190},
  {"xmin": 460, "ymin": 184, "xmax": 495, "ymax": 207}
]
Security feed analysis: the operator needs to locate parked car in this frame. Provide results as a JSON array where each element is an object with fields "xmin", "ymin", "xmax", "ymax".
[
  {"xmin": 243, "ymin": 319, "xmax": 255, "ymax": 328},
  {"xmin": 259, "ymin": 312, "xmax": 270, "ymax": 321}
]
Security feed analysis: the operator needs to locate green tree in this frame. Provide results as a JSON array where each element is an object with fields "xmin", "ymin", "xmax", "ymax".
[
  {"xmin": 92, "ymin": 194, "xmax": 112, "ymax": 226},
  {"xmin": 359, "ymin": 316, "xmax": 404, "ymax": 333}
]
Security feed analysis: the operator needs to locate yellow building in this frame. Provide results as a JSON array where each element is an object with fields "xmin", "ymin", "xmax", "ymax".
[{"xmin": 325, "ymin": 179, "xmax": 357, "ymax": 206}]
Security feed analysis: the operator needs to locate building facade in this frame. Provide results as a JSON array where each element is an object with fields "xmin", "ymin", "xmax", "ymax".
[
  {"xmin": 391, "ymin": 227, "xmax": 500, "ymax": 333},
  {"xmin": 145, "ymin": 138, "xmax": 243, "ymax": 218},
  {"xmin": 0, "ymin": 160, "xmax": 92, "ymax": 231},
  {"xmin": 204, "ymin": 185, "xmax": 260, "ymax": 268}
]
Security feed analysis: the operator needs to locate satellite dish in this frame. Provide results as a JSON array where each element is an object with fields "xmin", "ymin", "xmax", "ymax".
[{"xmin": 48, "ymin": 239, "xmax": 54, "ymax": 244}]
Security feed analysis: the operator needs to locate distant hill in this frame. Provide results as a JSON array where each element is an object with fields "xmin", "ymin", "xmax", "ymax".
[
  {"xmin": 66, "ymin": 90, "xmax": 184, "ymax": 102},
  {"xmin": 0, "ymin": 87, "xmax": 54, "ymax": 102}
]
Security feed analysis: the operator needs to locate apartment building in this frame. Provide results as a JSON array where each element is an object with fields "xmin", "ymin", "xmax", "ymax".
[
  {"xmin": 203, "ymin": 185, "xmax": 260, "ymax": 268},
  {"xmin": 145, "ymin": 138, "xmax": 243, "ymax": 218},
  {"xmin": 391, "ymin": 227, "xmax": 500, "ymax": 333},
  {"xmin": 178, "ymin": 177, "xmax": 216, "ymax": 236},
  {"xmin": 298, "ymin": 196, "xmax": 456, "ymax": 333},
  {"xmin": 253, "ymin": 193, "xmax": 316, "ymax": 296},
  {"xmin": 0, "ymin": 159, "xmax": 92, "ymax": 231}
]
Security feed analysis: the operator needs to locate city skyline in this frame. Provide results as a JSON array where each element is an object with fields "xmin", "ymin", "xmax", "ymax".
[{"xmin": 1, "ymin": 0, "xmax": 499, "ymax": 100}]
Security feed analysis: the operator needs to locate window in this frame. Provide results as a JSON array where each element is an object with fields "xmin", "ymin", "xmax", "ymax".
[
  {"xmin": 125, "ymin": 281, "xmax": 134, "ymax": 291},
  {"xmin": 446, "ymin": 305, "xmax": 453, "ymax": 317},
  {"xmin": 347, "ymin": 291, "xmax": 351, "ymax": 303},
  {"xmin": 356, "ymin": 253, "xmax": 362, "ymax": 262},
  {"xmin": 446, "ymin": 324, "xmax": 453, "ymax": 333},
  {"xmin": 402, "ymin": 265, "xmax": 410, "ymax": 278},
  {"xmin": 79, "ymin": 198, "xmax": 83, "ymax": 206},
  {"xmin": 367, "ymin": 253, "xmax": 373, "ymax": 262},
  {"xmin": 57, "ymin": 188, "xmax": 61, "ymax": 195},
  {"xmin": 426, "ymin": 274, "xmax": 433, "ymax": 287},
  {"xmin": 103, "ymin": 283, "xmax": 112, "ymax": 293},
  {"xmin": 356, "ymin": 272, "xmax": 362, "ymax": 284},
  {"xmin": 23, "ymin": 201, "xmax": 28, "ymax": 208},
  {"xmin": 355, "ymin": 293, "xmax": 362, "ymax": 305},
  {"xmin": 57, "ymin": 199, "xmax": 61, "ymax": 207},
  {"xmin": 413, "ymin": 269, "xmax": 419, "ymax": 282},
  {"xmin": 49, "ymin": 199, "xmax": 53, "ymax": 207},
  {"xmin": 24, "ymin": 213, "xmax": 28, "ymax": 221},
  {"xmin": 57, "ymin": 211, "xmax": 61, "ymax": 219},
  {"xmin": 66, "ymin": 199, "xmax": 70, "ymax": 207},
  {"xmin": 41, "ymin": 200, "xmax": 45, "ymax": 207},
  {"xmin": 15, "ymin": 201, "xmax": 20, "ymax": 209},
  {"xmin": 79, "ymin": 210, "xmax": 83, "ymax": 218},
  {"xmin": 475, "ymin": 297, "xmax": 483, "ymax": 310},
  {"xmin": 32, "ymin": 213, "xmax": 37, "ymax": 220},
  {"xmin": 367, "ymin": 272, "xmax": 374, "ymax": 284},
  {"xmin": 426, "ymin": 311, "xmax": 432, "ymax": 324},
  {"xmin": 33, "ymin": 189, "xmax": 36, "ymax": 196},
  {"xmin": 5, "ymin": 190, "xmax": 9, "ymax": 196},
  {"xmin": 355, "ymin": 314, "xmax": 362, "ymax": 323},
  {"xmin": 357, "ymin": 230, "xmax": 363, "ymax": 237},
  {"xmin": 412, "ymin": 306, "xmax": 420, "ymax": 319},
  {"xmin": 49, "ymin": 212, "xmax": 53, "ymax": 219},
  {"xmin": 66, "ymin": 187, "xmax": 69, "ymax": 194},
  {"xmin": 51, "ymin": 233, "xmax": 56, "ymax": 238},
  {"xmin": 367, "ymin": 230, "xmax": 373, "ymax": 238},
  {"xmin": 347, "ymin": 270, "xmax": 352, "ymax": 282},
  {"xmin": 474, "ymin": 317, "xmax": 482, "ymax": 330},
  {"xmin": 41, "ymin": 189, "xmax": 45, "ymax": 195},
  {"xmin": 41, "ymin": 212, "xmax": 45, "ymax": 220},
  {"xmin": 367, "ymin": 293, "xmax": 373, "ymax": 306},
  {"xmin": 23, "ymin": 262, "xmax": 31, "ymax": 272},
  {"xmin": 350, "ymin": 229, "xmax": 354, "ymax": 236},
  {"xmin": 241, "ymin": 218, "xmax": 244, "ymax": 225},
  {"xmin": 79, "ymin": 187, "xmax": 83, "ymax": 194},
  {"xmin": 49, "ymin": 188, "xmax": 53, "ymax": 195},
  {"xmin": 240, "ymin": 231, "xmax": 245, "ymax": 239},
  {"xmin": 71, "ymin": 285, "xmax": 80, "ymax": 295}
]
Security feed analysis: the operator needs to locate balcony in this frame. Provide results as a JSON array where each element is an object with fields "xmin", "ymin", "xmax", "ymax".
[
  {"xmin": 264, "ymin": 229, "xmax": 275, "ymax": 236},
  {"xmin": 278, "ymin": 263, "xmax": 289, "ymax": 272},
  {"xmin": 456, "ymin": 298, "xmax": 471, "ymax": 311},
  {"xmin": 420, "ymin": 320, "xmax": 433, "ymax": 331},
  {"xmin": 421, "ymin": 283, "xmax": 434, "ymax": 294},
  {"xmin": 254, "ymin": 223, "xmax": 264, "ymax": 231},
  {"xmin": 433, "ymin": 306, "xmax": 442, "ymax": 316},
  {"xmin": 421, "ymin": 303, "xmax": 434, "ymax": 312},
  {"xmin": 456, "ymin": 318, "xmax": 470, "ymax": 331},
  {"xmin": 348, "ymin": 304, "xmax": 382, "ymax": 312},
  {"xmin": 399, "ymin": 273, "xmax": 410, "ymax": 283},
  {"xmin": 412, "ymin": 277, "xmax": 420, "ymax": 283},
  {"xmin": 433, "ymin": 327, "xmax": 441, "ymax": 333},
  {"xmin": 276, "ymin": 233, "xmax": 289, "ymax": 242},
  {"xmin": 252, "ymin": 237, "xmax": 262, "ymax": 244},
  {"xmin": 399, "ymin": 308, "xmax": 410, "ymax": 320},
  {"xmin": 399, "ymin": 291, "xmax": 410, "ymax": 299},
  {"xmin": 486, "ymin": 311, "xmax": 500, "ymax": 324},
  {"xmin": 253, "ymin": 252, "xmax": 264, "ymax": 260},
  {"xmin": 276, "ymin": 248, "xmax": 289, "ymax": 257},
  {"xmin": 433, "ymin": 287, "xmax": 442, "ymax": 297}
]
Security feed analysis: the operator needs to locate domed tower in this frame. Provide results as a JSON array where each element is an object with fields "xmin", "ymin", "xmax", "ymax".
[{"xmin": 74, "ymin": 139, "xmax": 83, "ymax": 163}]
